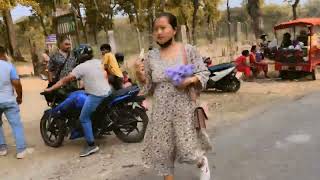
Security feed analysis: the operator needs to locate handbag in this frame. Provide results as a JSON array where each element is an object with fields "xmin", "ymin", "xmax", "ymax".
[{"xmin": 181, "ymin": 46, "xmax": 208, "ymax": 130}]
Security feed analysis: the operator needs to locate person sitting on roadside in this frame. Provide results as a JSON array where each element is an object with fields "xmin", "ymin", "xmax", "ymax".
[
  {"xmin": 235, "ymin": 50, "xmax": 252, "ymax": 80},
  {"xmin": 100, "ymin": 44, "xmax": 124, "ymax": 90},
  {"xmin": 259, "ymin": 34, "xmax": 269, "ymax": 49},
  {"xmin": 281, "ymin": 32, "xmax": 293, "ymax": 48},
  {"xmin": 250, "ymin": 45, "xmax": 269, "ymax": 78}
]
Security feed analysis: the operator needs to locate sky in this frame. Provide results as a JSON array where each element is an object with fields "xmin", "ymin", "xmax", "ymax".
[{"xmin": 11, "ymin": 0, "xmax": 308, "ymax": 22}]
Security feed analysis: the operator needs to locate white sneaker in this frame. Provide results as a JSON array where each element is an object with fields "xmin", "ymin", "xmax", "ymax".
[
  {"xmin": 199, "ymin": 156, "xmax": 211, "ymax": 180},
  {"xmin": 16, "ymin": 148, "xmax": 34, "ymax": 159},
  {"xmin": 0, "ymin": 149, "xmax": 7, "ymax": 156}
]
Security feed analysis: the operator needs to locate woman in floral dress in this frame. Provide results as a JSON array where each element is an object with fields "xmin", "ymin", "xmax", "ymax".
[{"xmin": 135, "ymin": 12, "xmax": 212, "ymax": 180}]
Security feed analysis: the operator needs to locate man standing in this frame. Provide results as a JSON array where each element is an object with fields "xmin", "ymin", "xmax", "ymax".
[
  {"xmin": 45, "ymin": 45, "xmax": 111, "ymax": 157},
  {"xmin": 48, "ymin": 36, "xmax": 77, "ymax": 84},
  {"xmin": 0, "ymin": 46, "xmax": 28, "ymax": 159},
  {"xmin": 100, "ymin": 44, "xmax": 123, "ymax": 90}
]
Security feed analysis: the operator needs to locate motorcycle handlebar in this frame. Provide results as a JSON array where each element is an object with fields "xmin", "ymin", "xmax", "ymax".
[{"xmin": 40, "ymin": 91, "xmax": 49, "ymax": 95}]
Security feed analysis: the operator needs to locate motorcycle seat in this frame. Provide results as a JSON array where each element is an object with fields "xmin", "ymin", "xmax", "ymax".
[
  {"xmin": 112, "ymin": 85, "xmax": 140, "ymax": 98},
  {"xmin": 96, "ymin": 85, "xmax": 140, "ymax": 111},
  {"xmin": 208, "ymin": 63, "xmax": 234, "ymax": 73}
]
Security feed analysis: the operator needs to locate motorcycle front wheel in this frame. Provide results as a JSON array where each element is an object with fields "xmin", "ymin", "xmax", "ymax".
[{"xmin": 40, "ymin": 111, "xmax": 66, "ymax": 147}]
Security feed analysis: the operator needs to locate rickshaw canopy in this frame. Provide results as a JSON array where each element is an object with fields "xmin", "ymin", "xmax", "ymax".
[{"xmin": 274, "ymin": 18, "xmax": 320, "ymax": 30}]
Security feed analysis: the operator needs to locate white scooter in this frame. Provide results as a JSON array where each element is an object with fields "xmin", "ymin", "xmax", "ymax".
[{"xmin": 204, "ymin": 58, "xmax": 240, "ymax": 92}]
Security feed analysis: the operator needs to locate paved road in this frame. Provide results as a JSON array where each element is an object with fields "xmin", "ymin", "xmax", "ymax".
[{"xmin": 133, "ymin": 92, "xmax": 320, "ymax": 180}]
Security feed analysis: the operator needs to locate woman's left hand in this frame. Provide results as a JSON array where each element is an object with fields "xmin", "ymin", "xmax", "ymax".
[{"xmin": 176, "ymin": 76, "xmax": 198, "ymax": 90}]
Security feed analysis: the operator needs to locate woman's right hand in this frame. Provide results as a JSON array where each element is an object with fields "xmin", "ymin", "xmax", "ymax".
[
  {"xmin": 135, "ymin": 59, "xmax": 146, "ymax": 83},
  {"xmin": 135, "ymin": 58, "xmax": 144, "ymax": 71}
]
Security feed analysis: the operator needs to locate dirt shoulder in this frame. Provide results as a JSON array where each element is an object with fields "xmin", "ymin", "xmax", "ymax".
[{"xmin": 1, "ymin": 78, "xmax": 320, "ymax": 180}]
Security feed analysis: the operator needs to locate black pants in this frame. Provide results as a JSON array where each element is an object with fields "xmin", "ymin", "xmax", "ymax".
[{"xmin": 108, "ymin": 75, "xmax": 124, "ymax": 90}]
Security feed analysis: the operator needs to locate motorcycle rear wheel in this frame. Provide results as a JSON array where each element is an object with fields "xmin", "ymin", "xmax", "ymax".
[
  {"xmin": 113, "ymin": 108, "xmax": 148, "ymax": 143},
  {"xmin": 216, "ymin": 76, "xmax": 241, "ymax": 92},
  {"xmin": 225, "ymin": 77, "xmax": 241, "ymax": 92}
]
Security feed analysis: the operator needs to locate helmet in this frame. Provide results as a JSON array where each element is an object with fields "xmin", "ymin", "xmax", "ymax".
[
  {"xmin": 115, "ymin": 52, "xmax": 124, "ymax": 63},
  {"xmin": 74, "ymin": 44, "xmax": 93, "ymax": 63}
]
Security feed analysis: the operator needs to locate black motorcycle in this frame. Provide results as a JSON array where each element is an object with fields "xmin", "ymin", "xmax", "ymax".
[{"xmin": 40, "ymin": 85, "xmax": 149, "ymax": 147}]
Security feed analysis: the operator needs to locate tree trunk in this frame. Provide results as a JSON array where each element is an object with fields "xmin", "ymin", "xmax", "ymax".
[
  {"xmin": 3, "ymin": 10, "xmax": 24, "ymax": 61},
  {"xmin": 247, "ymin": 0, "xmax": 263, "ymax": 39},
  {"xmin": 192, "ymin": 0, "xmax": 199, "ymax": 45},
  {"xmin": 128, "ymin": 14, "xmax": 135, "ymax": 24},
  {"xmin": 227, "ymin": 0, "xmax": 232, "ymax": 45},
  {"xmin": 148, "ymin": 15, "xmax": 154, "ymax": 48},
  {"xmin": 29, "ymin": 39, "xmax": 41, "ymax": 76},
  {"xmin": 103, "ymin": 25, "xmax": 110, "ymax": 42},
  {"xmin": 160, "ymin": 0, "xmax": 166, "ymax": 12},
  {"xmin": 38, "ymin": 15, "xmax": 48, "ymax": 37},
  {"xmin": 179, "ymin": 8, "xmax": 191, "ymax": 43},
  {"xmin": 251, "ymin": 16, "xmax": 263, "ymax": 38},
  {"xmin": 93, "ymin": 27, "xmax": 98, "ymax": 44},
  {"xmin": 135, "ymin": 7, "xmax": 141, "ymax": 31},
  {"xmin": 292, "ymin": 0, "xmax": 300, "ymax": 20},
  {"xmin": 206, "ymin": 15, "xmax": 213, "ymax": 44},
  {"xmin": 211, "ymin": 20, "xmax": 217, "ymax": 42}
]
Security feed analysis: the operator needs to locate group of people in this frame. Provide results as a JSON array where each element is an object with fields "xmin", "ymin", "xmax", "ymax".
[
  {"xmin": 0, "ymin": 36, "xmax": 130, "ymax": 158},
  {"xmin": 281, "ymin": 30, "xmax": 309, "ymax": 50},
  {"xmin": 1, "ymin": 12, "xmax": 213, "ymax": 180},
  {"xmin": 44, "ymin": 38, "xmax": 132, "ymax": 157},
  {"xmin": 235, "ymin": 45, "xmax": 269, "ymax": 80}
]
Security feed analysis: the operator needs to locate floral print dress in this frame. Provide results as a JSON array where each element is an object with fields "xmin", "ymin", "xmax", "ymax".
[{"xmin": 141, "ymin": 44, "xmax": 212, "ymax": 176}]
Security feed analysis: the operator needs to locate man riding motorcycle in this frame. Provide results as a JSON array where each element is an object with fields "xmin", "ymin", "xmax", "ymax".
[{"xmin": 44, "ymin": 44, "xmax": 112, "ymax": 157}]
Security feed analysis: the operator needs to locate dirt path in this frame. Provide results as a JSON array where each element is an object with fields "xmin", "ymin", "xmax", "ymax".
[{"xmin": 1, "ymin": 77, "xmax": 320, "ymax": 180}]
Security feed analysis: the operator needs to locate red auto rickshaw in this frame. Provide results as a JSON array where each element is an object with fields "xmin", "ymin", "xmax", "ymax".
[{"xmin": 273, "ymin": 18, "xmax": 320, "ymax": 80}]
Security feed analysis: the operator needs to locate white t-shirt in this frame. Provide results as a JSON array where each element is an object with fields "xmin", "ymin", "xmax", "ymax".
[{"xmin": 71, "ymin": 59, "xmax": 111, "ymax": 97}]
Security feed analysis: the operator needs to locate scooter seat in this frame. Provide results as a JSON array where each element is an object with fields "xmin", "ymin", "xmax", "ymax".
[{"xmin": 208, "ymin": 63, "xmax": 234, "ymax": 73}]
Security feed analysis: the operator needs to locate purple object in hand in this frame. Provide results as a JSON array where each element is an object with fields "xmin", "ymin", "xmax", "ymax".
[{"xmin": 165, "ymin": 64, "xmax": 195, "ymax": 86}]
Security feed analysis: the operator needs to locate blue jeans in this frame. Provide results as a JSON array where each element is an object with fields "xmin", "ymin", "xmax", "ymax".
[
  {"xmin": 50, "ymin": 90, "xmax": 87, "ymax": 115},
  {"xmin": 80, "ymin": 95, "xmax": 106, "ymax": 144},
  {"xmin": 0, "ymin": 101, "xmax": 26, "ymax": 153}
]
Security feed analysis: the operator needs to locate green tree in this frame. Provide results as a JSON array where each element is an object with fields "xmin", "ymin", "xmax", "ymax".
[
  {"xmin": 82, "ymin": 0, "xmax": 116, "ymax": 44},
  {"xmin": 30, "ymin": 0, "xmax": 56, "ymax": 37},
  {"xmin": 165, "ymin": 0, "xmax": 193, "ymax": 42}
]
